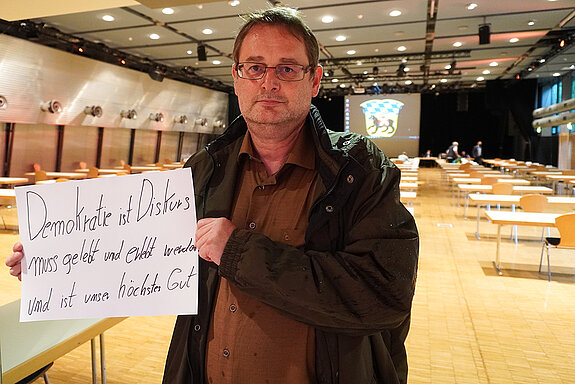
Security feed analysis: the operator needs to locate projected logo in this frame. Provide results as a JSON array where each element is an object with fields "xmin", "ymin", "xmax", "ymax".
[{"xmin": 360, "ymin": 99, "xmax": 404, "ymax": 138}]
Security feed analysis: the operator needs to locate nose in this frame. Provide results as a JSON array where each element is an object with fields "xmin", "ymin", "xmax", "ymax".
[{"xmin": 261, "ymin": 67, "xmax": 280, "ymax": 91}]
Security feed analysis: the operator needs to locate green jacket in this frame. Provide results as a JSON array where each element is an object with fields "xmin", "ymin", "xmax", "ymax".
[{"xmin": 163, "ymin": 105, "xmax": 419, "ymax": 384}]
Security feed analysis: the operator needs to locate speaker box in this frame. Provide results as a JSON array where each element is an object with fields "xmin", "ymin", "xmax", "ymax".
[
  {"xmin": 479, "ymin": 25, "xmax": 490, "ymax": 45},
  {"xmin": 197, "ymin": 45, "xmax": 207, "ymax": 61}
]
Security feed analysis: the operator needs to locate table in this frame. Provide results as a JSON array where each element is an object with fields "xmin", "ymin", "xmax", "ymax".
[
  {"xmin": 469, "ymin": 194, "xmax": 575, "ymax": 238},
  {"xmin": 25, "ymin": 172, "xmax": 87, "ymax": 180},
  {"xmin": 0, "ymin": 177, "xmax": 29, "ymax": 187},
  {"xmin": 400, "ymin": 191, "xmax": 416, "ymax": 206},
  {"xmin": 458, "ymin": 184, "xmax": 553, "ymax": 212},
  {"xmin": 399, "ymin": 182, "xmax": 418, "ymax": 190},
  {"xmin": 0, "ymin": 299, "xmax": 125, "ymax": 384},
  {"xmin": 115, "ymin": 166, "xmax": 163, "ymax": 173},
  {"xmin": 483, "ymin": 210, "xmax": 560, "ymax": 275},
  {"xmin": 74, "ymin": 168, "xmax": 127, "ymax": 175},
  {"xmin": 452, "ymin": 177, "xmax": 530, "ymax": 185}
]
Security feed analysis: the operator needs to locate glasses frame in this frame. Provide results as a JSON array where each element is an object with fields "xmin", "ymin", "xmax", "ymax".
[{"xmin": 235, "ymin": 62, "xmax": 314, "ymax": 81}]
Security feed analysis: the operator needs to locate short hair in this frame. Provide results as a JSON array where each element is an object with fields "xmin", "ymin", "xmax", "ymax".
[
  {"xmin": 232, "ymin": 7, "xmax": 320, "ymax": 70},
  {"xmin": 453, "ymin": 141, "xmax": 459, "ymax": 146}
]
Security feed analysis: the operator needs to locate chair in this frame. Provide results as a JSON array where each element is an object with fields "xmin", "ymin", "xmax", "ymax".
[
  {"xmin": 491, "ymin": 183, "xmax": 513, "ymax": 195},
  {"xmin": 520, "ymin": 194, "xmax": 550, "ymax": 240},
  {"xmin": 15, "ymin": 363, "xmax": 53, "ymax": 384},
  {"xmin": 481, "ymin": 177, "xmax": 498, "ymax": 185},
  {"xmin": 87, "ymin": 166, "xmax": 99, "ymax": 178},
  {"xmin": 34, "ymin": 170, "xmax": 48, "ymax": 182},
  {"xmin": 469, "ymin": 171, "xmax": 483, "ymax": 178},
  {"xmin": 459, "ymin": 163, "xmax": 471, "ymax": 170},
  {"xmin": 539, "ymin": 213, "xmax": 575, "ymax": 281}
]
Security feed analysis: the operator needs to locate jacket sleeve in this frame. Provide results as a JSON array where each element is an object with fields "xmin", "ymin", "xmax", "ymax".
[{"xmin": 218, "ymin": 142, "xmax": 418, "ymax": 336}]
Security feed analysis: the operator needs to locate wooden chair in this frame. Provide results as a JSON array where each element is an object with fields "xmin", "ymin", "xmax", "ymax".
[
  {"xmin": 481, "ymin": 177, "xmax": 498, "ymax": 185},
  {"xmin": 34, "ymin": 170, "xmax": 47, "ymax": 182},
  {"xmin": 87, "ymin": 167, "xmax": 99, "ymax": 178},
  {"xmin": 520, "ymin": 194, "xmax": 550, "ymax": 240},
  {"xmin": 539, "ymin": 213, "xmax": 575, "ymax": 281},
  {"xmin": 459, "ymin": 163, "xmax": 471, "ymax": 170},
  {"xmin": 469, "ymin": 171, "xmax": 483, "ymax": 178},
  {"xmin": 491, "ymin": 183, "xmax": 513, "ymax": 195}
]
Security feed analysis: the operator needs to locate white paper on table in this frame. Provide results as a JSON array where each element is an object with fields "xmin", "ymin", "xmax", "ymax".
[{"xmin": 15, "ymin": 168, "xmax": 198, "ymax": 322}]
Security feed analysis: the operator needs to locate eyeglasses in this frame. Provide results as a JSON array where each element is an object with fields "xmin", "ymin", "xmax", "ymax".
[{"xmin": 236, "ymin": 62, "xmax": 313, "ymax": 81}]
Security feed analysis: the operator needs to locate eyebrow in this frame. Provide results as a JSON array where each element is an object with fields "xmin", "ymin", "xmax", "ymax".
[{"xmin": 242, "ymin": 56, "xmax": 302, "ymax": 64}]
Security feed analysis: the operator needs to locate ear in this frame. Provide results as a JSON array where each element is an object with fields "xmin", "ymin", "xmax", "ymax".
[
  {"xmin": 311, "ymin": 64, "xmax": 323, "ymax": 97},
  {"xmin": 232, "ymin": 63, "xmax": 239, "ymax": 96}
]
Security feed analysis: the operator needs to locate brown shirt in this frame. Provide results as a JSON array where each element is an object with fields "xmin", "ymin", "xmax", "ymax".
[{"xmin": 206, "ymin": 125, "xmax": 319, "ymax": 384}]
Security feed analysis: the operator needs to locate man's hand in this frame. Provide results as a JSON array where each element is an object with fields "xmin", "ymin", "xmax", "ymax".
[
  {"xmin": 6, "ymin": 242, "xmax": 24, "ymax": 281},
  {"xmin": 195, "ymin": 218, "xmax": 236, "ymax": 265}
]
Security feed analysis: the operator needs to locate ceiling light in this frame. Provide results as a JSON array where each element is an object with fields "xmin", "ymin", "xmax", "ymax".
[
  {"xmin": 466, "ymin": 3, "xmax": 478, "ymax": 10},
  {"xmin": 331, "ymin": 78, "xmax": 339, "ymax": 83},
  {"xmin": 389, "ymin": 10, "xmax": 402, "ymax": 17},
  {"xmin": 489, "ymin": 61, "xmax": 499, "ymax": 67},
  {"xmin": 356, "ymin": 61, "xmax": 363, "ymax": 66},
  {"xmin": 149, "ymin": 33, "xmax": 160, "ymax": 40},
  {"xmin": 363, "ymin": 70, "xmax": 368, "ymax": 74},
  {"xmin": 212, "ymin": 60, "xmax": 221, "ymax": 65},
  {"xmin": 397, "ymin": 46, "xmax": 407, "ymax": 52},
  {"xmin": 539, "ymin": 59, "xmax": 546, "ymax": 63},
  {"xmin": 528, "ymin": 20, "xmax": 536, "ymax": 26},
  {"xmin": 336, "ymin": 35, "xmax": 347, "ymax": 42},
  {"xmin": 102, "ymin": 15, "xmax": 115, "ymax": 22},
  {"xmin": 367, "ymin": 77, "xmax": 374, "ymax": 81},
  {"xmin": 482, "ymin": 70, "xmax": 490, "ymax": 75},
  {"xmin": 339, "ymin": 84, "xmax": 346, "ymax": 88},
  {"xmin": 404, "ymin": 67, "xmax": 410, "ymax": 72},
  {"xmin": 357, "ymin": 14, "xmax": 364, "ymax": 19},
  {"xmin": 187, "ymin": 50, "xmax": 193, "ymax": 55},
  {"xmin": 347, "ymin": 50, "xmax": 356, "ymax": 55},
  {"xmin": 553, "ymin": 72, "xmax": 561, "ymax": 77},
  {"xmin": 476, "ymin": 76, "xmax": 485, "ymax": 81},
  {"xmin": 202, "ymin": 28, "xmax": 213, "ymax": 35},
  {"xmin": 405, "ymin": 80, "xmax": 413, "ymax": 85},
  {"xmin": 162, "ymin": 8, "xmax": 174, "ymax": 15},
  {"xmin": 322, "ymin": 16, "xmax": 334, "ymax": 23},
  {"xmin": 445, "ymin": 64, "xmax": 452, "ymax": 70},
  {"xmin": 570, "ymin": 65, "xmax": 575, "ymax": 70},
  {"xmin": 440, "ymin": 79, "xmax": 448, "ymax": 83},
  {"xmin": 528, "ymin": 67, "xmax": 533, "ymax": 71},
  {"xmin": 453, "ymin": 42, "xmax": 463, "ymax": 47},
  {"xmin": 509, "ymin": 37, "xmax": 519, "ymax": 43},
  {"xmin": 228, "ymin": 0, "xmax": 240, "ymax": 6}
]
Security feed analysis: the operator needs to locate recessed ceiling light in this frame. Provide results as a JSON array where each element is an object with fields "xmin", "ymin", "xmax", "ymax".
[
  {"xmin": 405, "ymin": 80, "xmax": 413, "ymax": 85},
  {"xmin": 228, "ymin": 0, "xmax": 240, "ymax": 6},
  {"xmin": 347, "ymin": 50, "xmax": 356, "ymax": 55},
  {"xmin": 339, "ymin": 84, "xmax": 346, "ymax": 88},
  {"xmin": 356, "ymin": 61, "xmax": 363, "ymax": 65},
  {"xmin": 331, "ymin": 78, "xmax": 339, "ymax": 83},
  {"xmin": 509, "ymin": 37, "xmax": 519, "ymax": 43},
  {"xmin": 476, "ymin": 76, "xmax": 485, "ymax": 81},
  {"xmin": 196, "ymin": 4, "xmax": 203, "ymax": 9},
  {"xmin": 336, "ymin": 35, "xmax": 347, "ymax": 42},
  {"xmin": 539, "ymin": 59, "xmax": 546, "ymax": 63},
  {"xmin": 202, "ymin": 28, "xmax": 213, "ymax": 35},
  {"xmin": 453, "ymin": 42, "xmax": 463, "ymax": 47},
  {"xmin": 489, "ymin": 61, "xmax": 499, "ymax": 67},
  {"xmin": 162, "ymin": 8, "xmax": 174, "ymax": 15},
  {"xmin": 458, "ymin": 25, "xmax": 469, "ymax": 31},
  {"xmin": 213, "ymin": 60, "xmax": 221, "ymax": 65},
  {"xmin": 397, "ymin": 46, "xmax": 407, "ymax": 52},
  {"xmin": 570, "ymin": 64, "xmax": 575, "ymax": 70},
  {"xmin": 440, "ymin": 78, "xmax": 448, "ymax": 83},
  {"xmin": 363, "ymin": 70, "xmax": 368, "ymax": 74},
  {"xmin": 404, "ymin": 67, "xmax": 411, "ymax": 72},
  {"xmin": 322, "ymin": 15, "xmax": 334, "ymax": 23},
  {"xmin": 389, "ymin": 10, "xmax": 402, "ymax": 17},
  {"xmin": 357, "ymin": 14, "xmax": 364, "ymax": 19},
  {"xmin": 402, "ymin": 58, "xmax": 408, "ymax": 63},
  {"xmin": 374, "ymin": 48, "xmax": 380, "ymax": 53},
  {"xmin": 102, "ymin": 15, "xmax": 115, "ymax": 22},
  {"xmin": 552, "ymin": 72, "xmax": 561, "ymax": 77},
  {"xmin": 368, "ymin": 77, "xmax": 374, "ymax": 81},
  {"xmin": 528, "ymin": 67, "xmax": 533, "ymax": 71},
  {"xmin": 528, "ymin": 20, "xmax": 536, "ymax": 26},
  {"xmin": 482, "ymin": 70, "xmax": 491, "ymax": 75},
  {"xmin": 149, "ymin": 33, "xmax": 160, "ymax": 40},
  {"xmin": 444, "ymin": 64, "xmax": 452, "ymax": 70},
  {"xmin": 187, "ymin": 50, "xmax": 193, "ymax": 55},
  {"xmin": 128, "ymin": 37, "xmax": 133, "ymax": 41},
  {"xmin": 466, "ymin": 3, "xmax": 478, "ymax": 10}
]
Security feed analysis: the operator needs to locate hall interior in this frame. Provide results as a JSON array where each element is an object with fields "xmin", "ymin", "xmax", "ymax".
[{"xmin": 1, "ymin": 165, "xmax": 574, "ymax": 383}]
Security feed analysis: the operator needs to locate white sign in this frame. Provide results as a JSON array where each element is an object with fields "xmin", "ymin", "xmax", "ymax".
[{"xmin": 15, "ymin": 168, "xmax": 198, "ymax": 322}]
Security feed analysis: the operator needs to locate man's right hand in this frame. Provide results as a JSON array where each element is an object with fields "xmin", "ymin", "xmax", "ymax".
[{"xmin": 6, "ymin": 242, "xmax": 24, "ymax": 281}]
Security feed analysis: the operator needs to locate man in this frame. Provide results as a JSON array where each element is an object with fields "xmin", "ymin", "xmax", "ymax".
[
  {"xmin": 446, "ymin": 141, "xmax": 459, "ymax": 163},
  {"xmin": 472, "ymin": 140, "xmax": 483, "ymax": 165},
  {"xmin": 7, "ymin": 7, "xmax": 418, "ymax": 384}
]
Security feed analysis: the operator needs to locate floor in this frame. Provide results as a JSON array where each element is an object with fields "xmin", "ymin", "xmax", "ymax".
[{"xmin": 1, "ymin": 166, "xmax": 574, "ymax": 383}]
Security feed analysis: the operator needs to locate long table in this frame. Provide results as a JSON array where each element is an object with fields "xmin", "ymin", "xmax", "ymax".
[
  {"xmin": 483, "ymin": 210, "xmax": 560, "ymax": 277},
  {"xmin": 469, "ymin": 194, "xmax": 575, "ymax": 238},
  {"xmin": 0, "ymin": 300, "xmax": 125, "ymax": 384},
  {"xmin": 458, "ymin": 184, "xmax": 553, "ymax": 213}
]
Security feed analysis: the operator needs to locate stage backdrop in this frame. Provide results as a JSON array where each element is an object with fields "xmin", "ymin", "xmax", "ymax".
[{"xmin": 345, "ymin": 94, "xmax": 421, "ymax": 157}]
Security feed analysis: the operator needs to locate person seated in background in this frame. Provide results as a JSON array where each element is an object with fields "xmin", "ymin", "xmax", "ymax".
[{"xmin": 424, "ymin": 149, "xmax": 432, "ymax": 158}]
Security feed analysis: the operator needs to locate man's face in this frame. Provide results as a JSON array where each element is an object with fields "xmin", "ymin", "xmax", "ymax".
[{"xmin": 232, "ymin": 24, "xmax": 322, "ymax": 141}]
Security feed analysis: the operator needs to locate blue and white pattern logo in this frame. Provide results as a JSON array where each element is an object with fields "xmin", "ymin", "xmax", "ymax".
[{"xmin": 360, "ymin": 99, "xmax": 404, "ymax": 138}]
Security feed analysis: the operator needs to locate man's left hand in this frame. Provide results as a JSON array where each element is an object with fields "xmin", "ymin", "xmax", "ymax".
[{"xmin": 195, "ymin": 217, "xmax": 236, "ymax": 265}]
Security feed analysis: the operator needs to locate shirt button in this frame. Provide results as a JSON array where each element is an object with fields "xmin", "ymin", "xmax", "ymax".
[
  {"xmin": 248, "ymin": 222, "xmax": 256, "ymax": 229},
  {"xmin": 223, "ymin": 348, "xmax": 230, "ymax": 357},
  {"xmin": 229, "ymin": 304, "xmax": 237, "ymax": 312}
]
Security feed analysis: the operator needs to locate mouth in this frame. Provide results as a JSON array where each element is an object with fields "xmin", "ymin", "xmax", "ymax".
[{"xmin": 255, "ymin": 95, "xmax": 285, "ymax": 105}]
